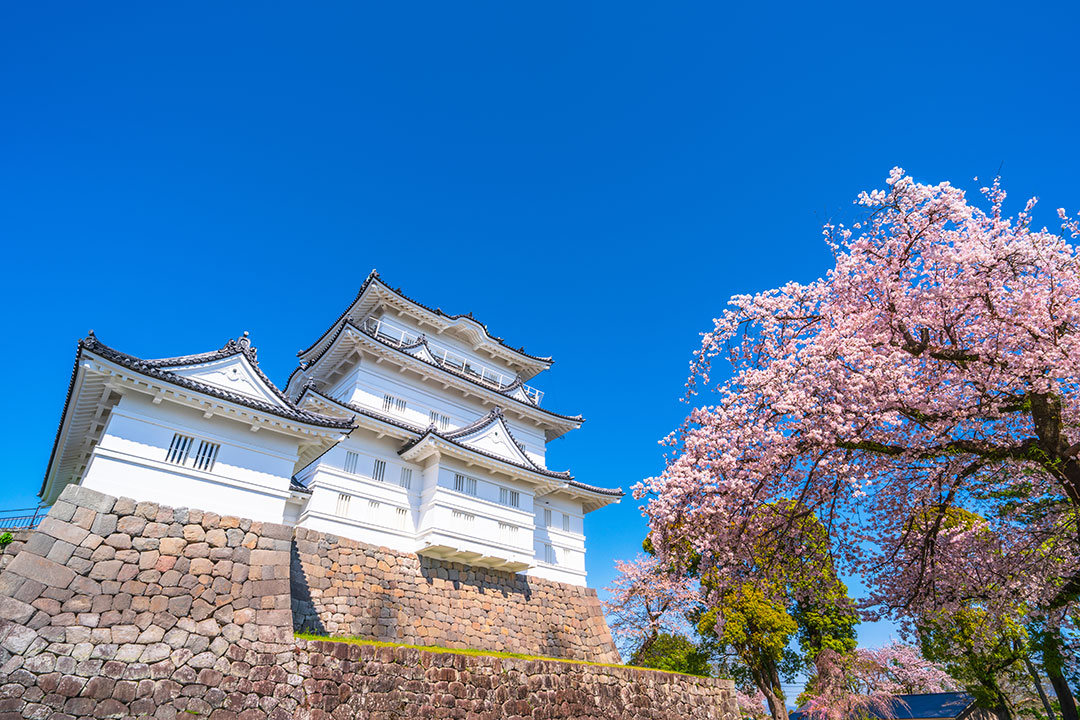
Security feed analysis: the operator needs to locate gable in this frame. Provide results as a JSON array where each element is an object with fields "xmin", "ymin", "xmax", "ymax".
[
  {"xmin": 450, "ymin": 413, "xmax": 535, "ymax": 468},
  {"xmin": 165, "ymin": 354, "xmax": 291, "ymax": 410}
]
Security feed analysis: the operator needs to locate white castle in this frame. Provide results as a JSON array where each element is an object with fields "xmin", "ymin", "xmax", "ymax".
[{"xmin": 40, "ymin": 272, "xmax": 621, "ymax": 586}]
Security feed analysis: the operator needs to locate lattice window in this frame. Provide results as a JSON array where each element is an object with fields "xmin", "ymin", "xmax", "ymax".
[
  {"xmin": 395, "ymin": 507, "xmax": 409, "ymax": 530},
  {"xmin": 335, "ymin": 493, "xmax": 351, "ymax": 517},
  {"xmin": 382, "ymin": 394, "xmax": 407, "ymax": 414},
  {"xmin": 343, "ymin": 451, "xmax": 359, "ymax": 475},
  {"xmin": 562, "ymin": 513, "xmax": 571, "ymax": 533},
  {"xmin": 429, "ymin": 411, "xmax": 450, "ymax": 431},
  {"xmin": 166, "ymin": 433, "xmax": 194, "ymax": 465},
  {"xmin": 399, "ymin": 467, "xmax": 413, "ymax": 489},
  {"xmin": 451, "ymin": 510, "xmax": 475, "ymax": 526},
  {"xmin": 192, "ymin": 440, "xmax": 220, "ymax": 472},
  {"xmin": 544, "ymin": 543, "xmax": 556, "ymax": 565},
  {"xmin": 372, "ymin": 459, "xmax": 386, "ymax": 482},
  {"xmin": 543, "ymin": 508, "xmax": 552, "ymax": 528},
  {"xmin": 499, "ymin": 522, "xmax": 518, "ymax": 545},
  {"xmin": 499, "ymin": 487, "xmax": 520, "ymax": 508},
  {"xmin": 453, "ymin": 473, "xmax": 477, "ymax": 496}
]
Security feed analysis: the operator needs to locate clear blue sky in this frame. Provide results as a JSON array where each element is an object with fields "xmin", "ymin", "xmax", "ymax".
[{"xmin": 3, "ymin": 3, "xmax": 1078, "ymax": 663}]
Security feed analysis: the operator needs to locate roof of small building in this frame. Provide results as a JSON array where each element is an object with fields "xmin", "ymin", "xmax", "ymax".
[
  {"xmin": 79, "ymin": 333, "xmax": 355, "ymax": 429},
  {"xmin": 790, "ymin": 692, "xmax": 977, "ymax": 720},
  {"xmin": 296, "ymin": 270, "xmax": 554, "ymax": 366}
]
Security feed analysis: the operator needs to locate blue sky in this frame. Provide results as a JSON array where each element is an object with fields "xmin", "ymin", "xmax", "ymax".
[{"xmin": 2, "ymin": 2, "xmax": 1078, "ymax": 667}]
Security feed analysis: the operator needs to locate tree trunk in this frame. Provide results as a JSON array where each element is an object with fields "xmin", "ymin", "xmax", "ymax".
[
  {"xmin": 749, "ymin": 662, "xmax": 789, "ymax": 720},
  {"xmin": 628, "ymin": 630, "xmax": 659, "ymax": 668},
  {"xmin": 1047, "ymin": 665, "xmax": 1079, "ymax": 720},
  {"xmin": 1023, "ymin": 654, "xmax": 1058, "ymax": 720},
  {"xmin": 1039, "ymin": 626, "xmax": 1079, "ymax": 720}
]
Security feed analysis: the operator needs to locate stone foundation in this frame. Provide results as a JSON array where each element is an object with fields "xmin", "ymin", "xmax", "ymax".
[
  {"xmin": 291, "ymin": 526, "xmax": 619, "ymax": 664},
  {"xmin": 0, "ymin": 486, "xmax": 737, "ymax": 719},
  {"xmin": 296, "ymin": 637, "xmax": 736, "ymax": 719}
]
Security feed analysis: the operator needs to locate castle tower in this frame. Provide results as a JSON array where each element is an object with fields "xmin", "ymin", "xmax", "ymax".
[{"xmin": 40, "ymin": 272, "xmax": 621, "ymax": 586}]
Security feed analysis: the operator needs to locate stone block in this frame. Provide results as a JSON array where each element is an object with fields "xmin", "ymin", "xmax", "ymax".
[
  {"xmin": 117, "ymin": 516, "xmax": 147, "ymax": 535},
  {"xmin": 6, "ymin": 551, "xmax": 75, "ymax": 590},
  {"xmin": 88, "ymin": 559, "xmax": 123, "ymax": 582},
  {"xmin": 37, "ymin": 517, "xmax": 89, "ymax": 547},
  {"xmin": 58, "ymin": 484, "xmax": 115, "ymax": 514}
]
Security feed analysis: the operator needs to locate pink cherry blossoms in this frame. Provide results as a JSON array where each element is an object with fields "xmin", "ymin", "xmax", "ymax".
[
  {"xmin": 636, "ymin": 167, "xmax": 1080, "ymax": 651},
  {"xmin": 601, "ymin": 554, "xmax": 698, "ymax": 662}
]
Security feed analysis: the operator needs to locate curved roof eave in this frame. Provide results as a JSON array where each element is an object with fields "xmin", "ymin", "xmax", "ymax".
[
  {"xmin": 288, "ymin": 320, "xmax": 584, "ymax": 430},
  {"xmin": 294, "ymin": 270, "xmax": 555, "ymax": 368},
  {"xmin": 299, "ymin": 389, "xmax": 619, "ymax": 499}
]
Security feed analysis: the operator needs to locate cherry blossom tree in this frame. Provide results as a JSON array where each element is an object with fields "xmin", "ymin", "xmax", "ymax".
[
  {"xmin": 852, "ymin": 642, "xmax": 956, "ymax": 695},
  {"xmin": 636, "ymin": 168, "xmax": 1080, "ymax": 717},
  {"xmin": 602, "ymin": 554, "xmax": 698, "ymax": 665}
]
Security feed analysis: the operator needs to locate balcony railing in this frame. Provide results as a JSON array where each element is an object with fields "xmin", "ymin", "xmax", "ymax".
[
  {"xmin": 362, "ymin": 316, "xmax": 544, "ymax": 405},
  {"xmin": 0, "ymin": 506, "xmax": 47, "ymax": 531}
]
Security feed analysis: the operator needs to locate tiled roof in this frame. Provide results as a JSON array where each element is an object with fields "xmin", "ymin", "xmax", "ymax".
[
  {"xmin": 790, "ymin": 693, "xmax": 976, "ymax": 720},
  {"xmin": 301, "ymin": 390, "xmax": 622, "ymax": 498},
  {"xmin": 291, "ymin": 319, "xmax": 583, "ymax": 425},
  {"xmin": 79, "ymin": 333, "xmax": 355, "ymax": 430},
  {"xmin": 295, "ymin": 270, "xmax": 554, "ymax": 365}
]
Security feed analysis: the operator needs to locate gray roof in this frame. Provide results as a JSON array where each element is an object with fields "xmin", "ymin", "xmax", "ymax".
[
  {"xmin": 791, "ymin": 693, "xmax": 976, "ymax": 720},
  {"xmin": 298, "ymin": 389, "xmax": 622, "ymax": 498},
  {"xmin": 77, "ymin": 333, "xmax": 355, "ymax": 430},
  {"xmin": 290, "ymin": 318, "xmax": 584, "ymax": 425},
  {"xmin": 296, "ymin": 270, "xmax": 554, "ymax": 364}
]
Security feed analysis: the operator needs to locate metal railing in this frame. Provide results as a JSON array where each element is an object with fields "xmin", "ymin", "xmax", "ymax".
[
  {"xmin": 0, "ymin": 506, "xmax": 47, "ymax": 531},
  {"xmin": 362, "ymin": 316, "xmax": 544, "ymax": 404}
]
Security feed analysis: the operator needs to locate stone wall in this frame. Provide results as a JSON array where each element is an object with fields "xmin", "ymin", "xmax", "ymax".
[
  {"xmin": 290, "ymin": 526, "xmax": 620, "ymax": 664},
  {"xmin": 296, "ymin": 637, "xmax": 737, "ymax": 719},
  {"xmin": 0, "ymin": 484, "xmax": 298, "ymax": 719},
  {"xmin": 0, "ymin": 531, "xmax": 31, "ymax": 575},
  {"xmin": 0, "ymin": 487, "xmax": 737, "ymax": 719}
]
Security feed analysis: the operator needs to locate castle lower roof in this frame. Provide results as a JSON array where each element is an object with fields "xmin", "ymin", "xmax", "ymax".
[{"xmin": 296, "ymin": 389, "xmax": 623, "ymax": 504}]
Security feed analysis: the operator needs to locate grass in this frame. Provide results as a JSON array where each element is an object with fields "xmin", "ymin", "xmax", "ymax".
[{"xmin": 294, "ymin": 632, "xmax": 709, "ymax": 678}]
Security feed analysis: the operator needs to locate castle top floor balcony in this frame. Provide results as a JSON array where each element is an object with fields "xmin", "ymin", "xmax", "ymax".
[{"xmin": 362, "ymin": 316, "xmax": 545, "ymax": 405}]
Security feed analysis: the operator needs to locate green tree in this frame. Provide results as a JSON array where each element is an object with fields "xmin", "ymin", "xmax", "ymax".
[{"xmin": 632, "ymin": 632, "xmax": 713, "ymax": 677}]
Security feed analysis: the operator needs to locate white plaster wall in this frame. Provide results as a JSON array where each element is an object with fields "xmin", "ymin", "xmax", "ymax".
[
  {"xmin": 369, "ymin": 311, "xmax": 525, "ymax": 381},
  {"xmin": 327, "ymin": 349, "xmax": 548, "ymax": 467},
  {"xmin": 530, "ymin": 492, "xmax": 588, "ymax": 584},
  {"xmin": 80, "ymin": 393, "xmax": 299, "ymax": 523}
]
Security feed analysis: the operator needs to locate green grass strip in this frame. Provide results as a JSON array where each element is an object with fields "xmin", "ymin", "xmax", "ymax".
[{"xmin": 295, "ymin": 632, "xmax": 707, "ymax": 678}]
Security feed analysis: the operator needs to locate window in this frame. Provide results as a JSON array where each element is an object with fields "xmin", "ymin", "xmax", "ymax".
[
  {"xmin": 399, "ymin": 467, "xmax": 413, "ymax": 489},
  {"xmin": 499, "ymin": 487, "xmax": 520, "ymax": 508},
  {"xmin": 429, "ymin": 411, "xmax": 450, "ymax": 431},
  {"xmin": 500, "ymin": 522, "xmax": 518, "ymax": 545},
  {"xmin": 544, "ymin": 543, "xmax": 556, "ymax": 565},
  {"xmin": 166, "ymin": 434, "xmax": 218, "ymax": 472},
  {"xmin": 368, "ymin": 499, "xmax": 380, "ymax": 520},
  {"xmin": 192, "ymin": 440, "xmax": 220, "ymax": 472},
  {"xmin": 372, "ymin": 459, "xmax": 386, "ymax": 482},
  {"xmin": 335, "ymin": 493, "xmax": 351, "ymax": 517},
  {"xmin": 451, "ymin": 510, "xmax": 475, "ymax": 526},
  {"xmin": 562, "ymin": 513, "xmax": 571, "ymax": 533},
  {"xmin": 166, "ymin": 433, "xmax": 194, "ymax": 465},
  {"xmin": 343, "ymin": 451, "xmax": 359, "ymax": 475},
  {"xmin": 395, "ymin": 507, "xmax": 409, "ymax": 530},
  {"xmin": 453, "ymin": 473, "xmax": 477, "ymax": 496},
  {"xmin": 515, "ymin": 440, "xmax": 527, "ymax": 454},
  {"xmin": 543, "ymin": 508, "xmax": 552, "ymax": 528},
  {"xmin": 382, "ymin": 394, "xmax": 407, "ymax": 414}
]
